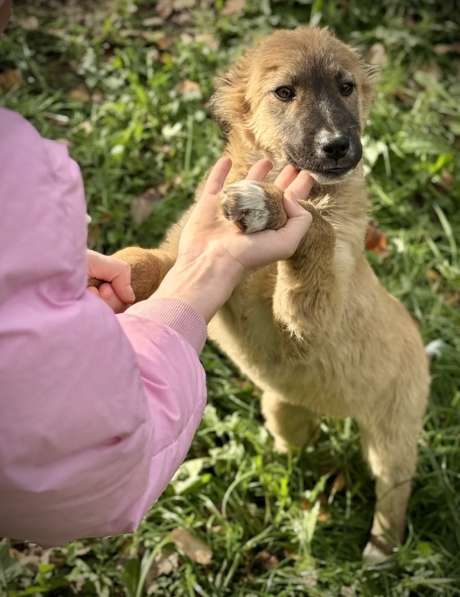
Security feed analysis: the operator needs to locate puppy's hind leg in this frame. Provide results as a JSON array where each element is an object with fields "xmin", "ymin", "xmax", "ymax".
[
  {"xmin": 359, "ymin": 402, "xmax": 425, "ymax": 565},
  {"xmin": 261, "ymin": 392, "xmax": 320, "ymax": 453}
]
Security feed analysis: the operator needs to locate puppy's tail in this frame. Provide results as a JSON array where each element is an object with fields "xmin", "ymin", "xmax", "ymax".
[{"xmin": 425, "ymin": 339, "xmax": 445, "ymax": 360}]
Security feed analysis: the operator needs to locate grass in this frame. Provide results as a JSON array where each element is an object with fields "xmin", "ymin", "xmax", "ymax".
[{"xmin": 1, "ymin": 0, "xmax": 459, "ymax": 595}]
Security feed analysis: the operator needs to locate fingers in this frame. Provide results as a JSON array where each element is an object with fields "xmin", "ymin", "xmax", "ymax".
[
  {"xmin": 107, "ymin": 261, "xmax": 136, "ymax": 305},
  {"xmin": 88, "ymin": 251, "xmax": 135, "ymax": 304},
  {"xmin": 99, "ymin": 283, "xmax": 128, "ymax": 313},
  {"xmin": 87, "ymin": 283, "xmax": 128, "ymax": 313},
  {"xmin": 274, "ymin": 164, "xmax": 299, "ymax": 190},
  {"xmin": 246, "ymin": 159, "xmax": 273, "ymax": 181},
  {"xmin": 284, "ymin": 170, "xmax": 314, "ymax": 202},
  {"xmin": 202, "ymin": 156, "xmax": 232, "ymax": 196}
]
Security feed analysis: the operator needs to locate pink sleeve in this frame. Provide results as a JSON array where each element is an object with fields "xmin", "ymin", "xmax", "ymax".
[{"xmin": 0, "ymin": 108, "xmax": 207, "ymax": 546}]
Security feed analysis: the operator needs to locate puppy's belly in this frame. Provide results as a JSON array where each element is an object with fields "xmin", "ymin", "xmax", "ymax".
[{"xmin": 208, "ymin": 308, "xmax": 355, "ymax": 419}]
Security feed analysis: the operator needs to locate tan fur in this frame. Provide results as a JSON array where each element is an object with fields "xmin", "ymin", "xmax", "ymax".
[{"xmin": 107, "ymin": 27, "xmax": 430, "ymax": 562}]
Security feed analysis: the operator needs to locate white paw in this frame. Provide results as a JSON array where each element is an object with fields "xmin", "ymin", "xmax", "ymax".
[
  {"xmin": 222, "ymin": 180, "xmax": 271, "ymax": 233},
  {"xmin": 362, "ymin": 540, "xmax": 393, "ymax": 566}
]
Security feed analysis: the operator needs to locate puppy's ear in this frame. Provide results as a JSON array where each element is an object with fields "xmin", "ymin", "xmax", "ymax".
[{"xmin": 208, "ymin": 54, "xmax": 251, "ymax": 134}]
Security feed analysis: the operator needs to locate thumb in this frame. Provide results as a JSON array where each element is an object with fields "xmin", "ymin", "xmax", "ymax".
[{"xmin": 275, "ymin": 198, "xmax": 313, "ymax": 256}]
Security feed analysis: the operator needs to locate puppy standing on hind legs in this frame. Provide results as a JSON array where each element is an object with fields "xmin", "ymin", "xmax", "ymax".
[{"xmin": 98, "ymin": 27, "xmax": 430, "ymax": 563}]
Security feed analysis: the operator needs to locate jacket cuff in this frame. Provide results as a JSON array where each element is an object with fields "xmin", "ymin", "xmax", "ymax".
[{"xmin": 125, "ymin": 298, "xmax": 207, "ymax": 353}]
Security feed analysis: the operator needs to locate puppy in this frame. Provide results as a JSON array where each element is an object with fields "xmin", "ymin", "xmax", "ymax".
[{"xmin": 106, "ymin": 27, "xmax": 430, "ymax": 563}]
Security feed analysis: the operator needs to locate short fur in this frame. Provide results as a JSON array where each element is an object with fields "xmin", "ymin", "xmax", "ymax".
[{"xmin": 108, "ymin": 27, "xmax": 429, "ymax": 563}]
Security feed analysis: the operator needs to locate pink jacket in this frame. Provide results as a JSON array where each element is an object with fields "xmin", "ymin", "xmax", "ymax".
[{"xmin": 0, "ymin": 108, "xmax": 207, "ymax": 546}]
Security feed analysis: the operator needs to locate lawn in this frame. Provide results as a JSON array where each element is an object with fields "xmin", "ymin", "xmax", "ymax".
[{"xmin": 1, "ymin": 0, "xmax": 459, "ymax": 595}]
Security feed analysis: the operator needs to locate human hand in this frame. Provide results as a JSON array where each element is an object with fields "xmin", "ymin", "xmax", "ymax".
[
  {"xmin": 153, "ymin": 157, "xmax": 313, "ymax": 321},
  {"xmin": 87, "ymin": 250, "xmax": 135, "ymax": 313},
  {"xmin": 178, "ymin": 157, "xmax": 313, "ymax": 272}
]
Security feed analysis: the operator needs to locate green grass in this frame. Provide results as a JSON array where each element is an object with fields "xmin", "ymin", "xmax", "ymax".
[{"xmin": 1, "ymin": 0, "xmax": 459, "ymax": 595}]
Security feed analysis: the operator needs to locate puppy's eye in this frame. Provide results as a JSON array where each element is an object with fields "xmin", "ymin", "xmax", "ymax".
[
  {"xmin": 339, "ymin": 81, "xmax": 354, "ymax": 97},
  {"xmin": 274, "ymin": 86, "xmax": 295, "ymax": 102}
]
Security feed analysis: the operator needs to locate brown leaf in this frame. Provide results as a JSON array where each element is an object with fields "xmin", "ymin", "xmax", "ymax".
[
  {"xmin": 131, "ymin": 188, "xmax": 163, "ymax": 226},
  {"xmin": 169, "ymin": 528, "xmax": 212, "ymax": 565},
  {"xmin": 176, "ymin": 79, "xmax": 201, "ymax": 98},
  {"xmin": 434, "ymin": 42, "xmax": 460, "ymax": 55},
  {"xmin": 147, "ymin": 550, "xmax": 180, "ymax": 580},
  {"xmin": 68, "ymin": 84, "xmax": 91, "ymax": 103},
  {"xmin": 195, "ymin": 33, "xmax": 219, "ymax": 51},
  {"xmin": 318, "ymin": 509, "xmax": 331, "ymax": 523},
  {"xmin": 365, "ymin": 220, "xmax": 388, "ymax": 254},
  {"xmin": 155, "ymin": 34, "xmax": 175, "ymax": 50},
  {"xmin": 331, "ymin": 471, "xmax": 347, "ymax": 497},
  {"xmin": 18, "ymin": 16, "xmax": 39, "ymax": 31},
  {"xmin": 254, "ymin": 550, "xmax": 279, "ymax": 570},
  {"xmin": 155, "ymin": 0, "xmax": 174, "ymax": 19},
  {"xmin": 367, "ymin": 43, "xmax": 387, "ymax": 68},
  {"xmin": 222, "ymin": 0, "xmax": 247, "ymax": 16},
  {"xmin": 0, "ymin": 69, "xmax": 23, "ymax": 91}
]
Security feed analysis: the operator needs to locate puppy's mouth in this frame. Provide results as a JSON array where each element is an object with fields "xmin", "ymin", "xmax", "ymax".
[{"xmin": 286, "ymin": 156, "xmax": 355, "ymax": 184}]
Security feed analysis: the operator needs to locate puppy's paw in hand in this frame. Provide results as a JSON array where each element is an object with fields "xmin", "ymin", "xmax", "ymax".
[{"xmin": 222, "ymin": 181, "xmax": 287, "ymax": 234}]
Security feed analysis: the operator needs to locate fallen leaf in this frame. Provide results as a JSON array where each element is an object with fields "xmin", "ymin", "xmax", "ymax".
[
  {"xmin": 365, "ymin": 220, "xmax": 388, "ymax": 254},
  {"xmin": 222, "ymin": 0, "xmax": 247, "ymax": 16},
  {"xmin": 54, "ymin": 138, "xmax": 71, "ymax": 147},
  {"xmin": 147, "ymin": 549, "xmax": 179, "ymax": 581},
  {"xmin": 18, "ymin": 16, "xmax": 39, "ymax": 31},
  {"xmin": 367, "ymin": 43, "xmax": 387, "ymax": 67},
  {"xmin": 254, "ymin": 550, "xmax": 279, "ymax": 570},
  {"xmin": 330, "ymin": 471, "xmax": 347, "ymax": 498},
  {"xmin": 131, "ymin": 188, "xmax": 163, "ymax": 225},
  {"xmin": 195, "ymin": 32, "xmax": 219, "ymax": 51},
  {"xmin": 155, "ymin": 34, "xmax": 175, "ymax": 50},
  {"xmin": 69, "ymin": 84, "xmax": 91, "ymax": 103},
  {"xmin": 0, "ymin": 69, "xmax": 23, "ymax": 91},
  {"xmin": 434, "ymin": 42, "xmax": 460, "ymax": 55},
  {"xmin": 169, "ymin": 528, "xmax": 212, "ymax": 565},
  {"xmin": 176, "ymin": 79, "xmax": 201, "ymax": 98}
]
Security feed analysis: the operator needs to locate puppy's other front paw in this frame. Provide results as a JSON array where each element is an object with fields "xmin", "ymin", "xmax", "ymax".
[{"xmin": 222, "ymin": 180, "xmax": 287, "ymax": 234}]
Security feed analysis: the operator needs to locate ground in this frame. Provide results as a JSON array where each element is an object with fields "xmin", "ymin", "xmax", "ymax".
[{"xmin": 1, "ymin": 0, "xmax": 459, "ymax": 595}]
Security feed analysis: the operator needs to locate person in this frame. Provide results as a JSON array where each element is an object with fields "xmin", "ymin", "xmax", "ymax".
[{"xmin": 0, "ymin": 0, "xmax": 313, "ymax": 545}]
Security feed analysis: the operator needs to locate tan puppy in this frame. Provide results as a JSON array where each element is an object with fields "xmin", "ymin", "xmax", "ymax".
[{"xmin": 107, "ymin": 27, "xmax": 430, "ymax": 563}]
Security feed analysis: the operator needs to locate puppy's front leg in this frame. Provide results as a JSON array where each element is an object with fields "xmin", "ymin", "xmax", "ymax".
[
  {"xmin": 221, "ymin": 180, "xmax": 341, "ymax": 335},
  {"xmin": 273, "ymin": 205, "xmax": 340, "ymax": 336},
  {"xmin": 89, "ymin": 247, "xmax": 175, "ymax": 302}
]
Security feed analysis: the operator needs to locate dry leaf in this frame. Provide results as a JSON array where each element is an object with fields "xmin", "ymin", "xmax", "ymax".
[
  {"xmin": 54, "ymin": 138, "xmax": 71, "ymax": 147},
  {"xmin": 147, "ymin": 550, "xmax": 180, "ymax": 581},
  {"xmin": 318, "ymin": 509, "xmax": 331, "ymax": 523},
  {"xmin": 131, "ymin": 188, "xmax": 163, "ymax": 225},
  {"xmin": 176, "ymin": 79, "xmax": 201, "ymax": 98},
  {"xmin": 367, "ymin": 43, "xmax": 387, "ymax": 68},
  {"xmin": 169, "ymin": 528, "xmax": 213, "ymax": 565},
  {"xmin": 195, "ymin": 32, "xmax": 219, "ymax": 51},
  {"xmin": 254, "ymin": 550, "xmax": 279, "ymax": 570},
  {"xmin": 69, "ymin": 84, "xmax": 91, "ymax": 103},
  {"xmin": 155, "ymin": 34, "xmax": 175, "ymax": 50},
  {"xmin": 18, "ymin": 16, "xmax": 39, "ymax": 31},
  {"xmin": 222, "ymin": 0, "xmax": 247, "ymax": 16},
  {"xmin": 0, "ymin": 69, "xmax": 23, "ymax": 91},
  {"xmin": 365, "ymin": 220, "xmax": 388, "ymax": 254},
  {"xmin": 331, "ymin": 471, "xmax": 347, "ymax": 497},
  {"xmin": 434, "ymin": 42, "xmax": 460, "ymax": 55},
  {"xmin": 155, "ymin": 0, "xmax": 174, "ymax": 19}
]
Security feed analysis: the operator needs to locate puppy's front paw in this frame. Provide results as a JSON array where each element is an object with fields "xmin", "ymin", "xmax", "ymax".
[{"xmin": 222, "ymin": 180, "xmax": 287, "ymax": 234}]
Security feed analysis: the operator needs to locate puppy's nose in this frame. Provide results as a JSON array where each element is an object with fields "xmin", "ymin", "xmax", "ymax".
[{"xmin": 321, "ymin": 135, "xmax": 350, "ymax": 160}]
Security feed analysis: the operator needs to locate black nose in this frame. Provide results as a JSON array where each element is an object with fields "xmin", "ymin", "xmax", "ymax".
[{"xmin": 322, "ymin": 135, "xmax": 350, "ymax": 160}]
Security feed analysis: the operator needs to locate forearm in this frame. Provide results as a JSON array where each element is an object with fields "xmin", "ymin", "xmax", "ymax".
[{"xmin": 146, "ymin": 248, "xmax": 243, "ymax": 323}]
